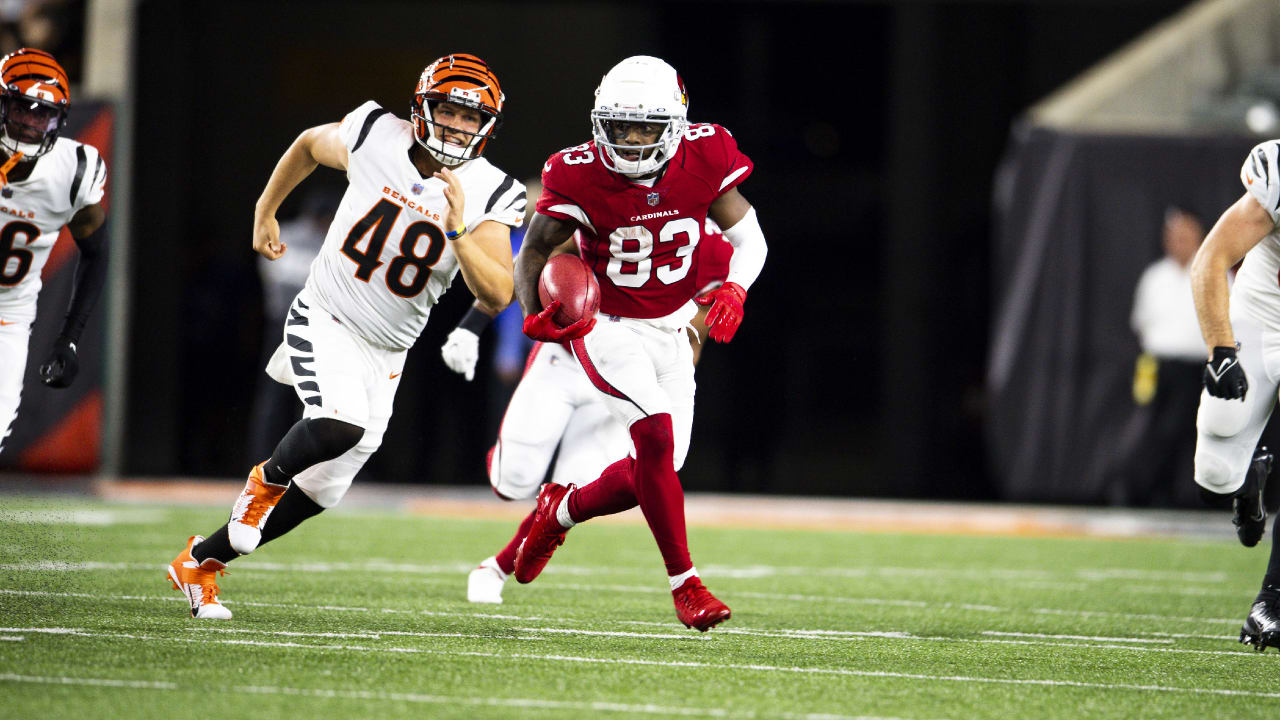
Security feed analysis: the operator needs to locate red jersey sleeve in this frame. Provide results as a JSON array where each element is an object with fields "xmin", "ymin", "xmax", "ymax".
[
  {"xmin": 684, "ymin": 123, "xmax": 753, "ymax": 196},
  {"xmin": 535, "ymin": 144, "xmax": 594, "ymax": 227}
]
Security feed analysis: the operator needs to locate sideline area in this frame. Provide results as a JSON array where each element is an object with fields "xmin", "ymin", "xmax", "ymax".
[{"xmin": 0, "ymin": 475, "xmax": 1236, "ymax": 540}]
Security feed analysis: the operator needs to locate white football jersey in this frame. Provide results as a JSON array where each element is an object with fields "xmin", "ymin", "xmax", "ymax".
[
  {"xmin": 1234, "ymin": 140, "xmax": 1280, "ymax": 329},
  {"xmin": 0, "ymin": 137, "xmax": 107, "ymax": 318},
  {"xmin": 304, "ymin": 101, "xmax": 525, "ymax": 350}
]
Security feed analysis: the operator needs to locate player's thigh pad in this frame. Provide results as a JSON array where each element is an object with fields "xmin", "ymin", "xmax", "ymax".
[
  {"xmin": 1194, "ymin": 311, "xmax": 1280, "ymax": 493},
  {"xmin": 288, "ymin": 325, "xmax": 407, "ymax": 508},
  {"xmin": 571, "ymin": 319, "xmax": 695, "ymax": 470},
  {"xmin": 489, "ymin": 344, "xmax": 581, "ymax": 500},
  {"xmin": 0, "ymin": 319, "xmax": 30, "ymax": 453},
  {"xmin": 551, "ymin": 396, "xmax": 634, "ymax": 487},
  {"xmin": 266, "ymin": 291, "xmax": 375, "ymax": 428}
]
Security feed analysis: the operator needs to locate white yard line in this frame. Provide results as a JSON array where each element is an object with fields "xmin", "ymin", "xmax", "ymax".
[
  {"xmin": 1, "ymin": 631, "xmax": 1276, "ymax": 700},
  {"xmin": 981, "ymin": 631, "xmax": 1174, "ymax": 644},
  {"xmin": 0, "ymin": 587, "xmax": 1245, "ymax": 629},
  {"xmin": 0, "ymin": 673, "xmax": 917, "ymax": 720},
  {"xmin": 0, "ymin": 560, "xmax": 1233, "ymax": 586}
]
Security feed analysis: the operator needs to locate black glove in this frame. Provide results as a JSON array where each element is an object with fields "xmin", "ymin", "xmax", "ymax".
[
  {"xmin": 38, "ymin": 335, "xmax": 78, "ymax": 389},
  {"xmin": 1204, "ymin": 346, "xmax": 1247, "ymax": 400}
]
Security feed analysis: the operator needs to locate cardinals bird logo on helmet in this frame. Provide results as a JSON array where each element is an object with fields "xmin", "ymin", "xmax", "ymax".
[
  {"xmin": 411, "ymin": 53, "xmax": 504, "ymax": 167},
  {"xmin": 0, "ymin": 48, "xmax": 69, "ymax": 160}
]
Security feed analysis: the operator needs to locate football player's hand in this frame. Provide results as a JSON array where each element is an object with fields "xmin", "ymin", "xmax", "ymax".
[
  {"xmin": 694, "ymin": 282, "xmax": 747, "ymax": 343},
  {"xmin": 433, "ymin": 167, "xmax": 466, "ymax": 236},
  {"xmin": 441, "ymin": 327, "xmax": 480, "ymax": 381},
  {"xmin": 38, "ymin": 336, "xmax": 78, "ymax": 389},
  {"xmin": 1204, "ymin": 346, "xmax": 1248, "ymax": 400},
  {"xmin": 522, "ymin": 301, "xmax": 596, "ymax": 342},
  {"xmin": 252, "ymin": 214, "xmax": 286, "ymax": 260}
]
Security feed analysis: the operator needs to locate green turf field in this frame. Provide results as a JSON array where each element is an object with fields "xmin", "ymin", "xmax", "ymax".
[{"xmin": 2, "ymin": 496, "xmax": 1279, "ymax": 720}]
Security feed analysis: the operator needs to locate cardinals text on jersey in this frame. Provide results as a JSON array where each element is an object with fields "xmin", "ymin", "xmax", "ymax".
[
  {"xmin": 306, "ymin": 101, "xmax": 525, "ymax": 350},
  {"xmin": 0, "ymin": 136, "xmax": 106, "ymax": 318},
  {"xmin": 536, "ymin": 123, "xmax": 751, "ymax": 321}
]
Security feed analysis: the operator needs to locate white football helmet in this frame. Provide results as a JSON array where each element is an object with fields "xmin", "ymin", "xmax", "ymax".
[{"xmin": 591, "ymin": 56, "xmax": 688, "ymax": 177}]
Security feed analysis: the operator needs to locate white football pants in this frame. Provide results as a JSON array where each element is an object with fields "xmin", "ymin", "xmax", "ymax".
[
  {"xmin": 263, "ymin": 289, "xmax": 406, "ymax": 507},
  {"xmin": 0, "ymin": 313, "xmax": 31, "ymax": 455}
]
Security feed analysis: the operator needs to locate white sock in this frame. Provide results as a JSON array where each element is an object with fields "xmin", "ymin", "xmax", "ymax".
[
  {"xmin": 669, "ymin": 566, "xmax": 698, "ymax": 591},
  {"xmin": 555, "ymin": 488, "xmax": 577, "ymax": 528},
  {"xmin": 481, "ymin": 556, "xmax": 507, "ymax": 581}
]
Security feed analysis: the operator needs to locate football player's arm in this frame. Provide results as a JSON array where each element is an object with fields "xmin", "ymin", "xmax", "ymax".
[
  {"xmin": 252, "ymin": 123, "xmax": 348, "ymax": 261},
  {"xmin": 452, "ymin": 220, "xmax": 515, "ymax": 311},
  {"xmin": 514, "ymin": 212, "xmax": 577, "ymax": 317},
  {"xmin": 38, "ymin": 202, "xmax": 108, "ymax": 388},
  {"xmin": 1191, "ymin": 192, "xmax": 1274, "ymax": 354},
  {"xmin": 699, "ymin": 188, "xmax": 768, "ymax": 342}
]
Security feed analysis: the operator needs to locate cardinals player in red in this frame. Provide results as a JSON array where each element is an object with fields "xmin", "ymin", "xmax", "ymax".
[{"xmin": 512, "ymin": 56, "xmax": 767, "ymax": 631}]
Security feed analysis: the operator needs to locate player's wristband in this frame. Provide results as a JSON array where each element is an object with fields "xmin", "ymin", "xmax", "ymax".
[
  {"xmin": 445, "ymin": 225, "xmax": 467, "ymax": 240},
  {"xmin": 458, "ymin": 306, "xmax": 493, "ymax": 335}
]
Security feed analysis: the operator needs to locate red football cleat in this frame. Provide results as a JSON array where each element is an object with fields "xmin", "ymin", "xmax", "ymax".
[
  {"xmin": 673, "ymin": 576, "xmax": 731, "ymax": 631},
  {"xmin": 513, "ymin": 483, "xmax": 574, "ymax": 583}
]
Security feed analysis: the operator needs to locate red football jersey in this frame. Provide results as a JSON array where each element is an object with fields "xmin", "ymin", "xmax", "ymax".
[{"xmin": 537, "ymin": 123, "xmax": 752, "ymax": 319}]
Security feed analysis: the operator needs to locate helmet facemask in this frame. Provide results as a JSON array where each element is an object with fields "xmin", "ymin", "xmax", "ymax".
[
  {"xmin": 591, "ymin": 111, "xmax": 686, "ymax": 177},
  {"xmin": 412, "ymin": 94, "xmax": 501, "ymax": 167}
]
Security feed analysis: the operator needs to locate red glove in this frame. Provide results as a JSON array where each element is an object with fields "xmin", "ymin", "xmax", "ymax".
[
  {"xmin": 523, "ymin": 301, "xmax": 597, "ymax": 342},
  {"xmin": 694, "ymin": 282, "xmax": 747, "ymax": 343}
]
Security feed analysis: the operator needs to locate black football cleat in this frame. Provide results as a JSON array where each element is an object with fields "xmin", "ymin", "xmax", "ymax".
[
  {"xmin": 1240, "ymin": 600, "xmax": 1280, "ymax": 652},
  {"xmin": 1234, "ymin": 448, "xmax": 1272, "ymax": 548}
]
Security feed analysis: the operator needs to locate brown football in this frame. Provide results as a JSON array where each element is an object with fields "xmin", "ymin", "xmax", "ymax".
[{"xmin": 538, "ymin": 255, "xmax": 601, "ymax": 327}]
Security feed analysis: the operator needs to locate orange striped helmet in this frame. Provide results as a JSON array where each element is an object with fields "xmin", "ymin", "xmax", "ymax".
[
  {"xmin": 411, "ymin": 53, "xmax": 504, "ymax": 166},
  {"xmin": 0, "ymin": 48, "xmax": 69, "ymax": 159}
]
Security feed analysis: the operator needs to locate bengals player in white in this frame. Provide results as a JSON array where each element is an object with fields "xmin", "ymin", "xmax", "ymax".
[
  {"xmin": 447, "ymin": 224, "xmax": 733, "ymax": 604},
  {"xmin": 510, "ymin": 56, "xmax": 767, "ymax": 630},
  {"xmin": 166, "ymin": 53, "xmax": 524, "ymax": 619},
  {"xmin": 1189, "ymin": 139, "xmax": 1280, "ymax": 651},
  {"xmin": 0, "ymin": 48, "xmax": 108, "ymax": 455}
]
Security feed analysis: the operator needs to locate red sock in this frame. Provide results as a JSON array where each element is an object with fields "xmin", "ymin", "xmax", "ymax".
[
  {"xmin": 494, "ymin": 508, "xmax": 537, "ymax": 575},
  {"xmin": 567, "ymin": 457, "xmax": 638, "ymax": 523},
  {"xmin": 628, "ymin": 414, "xmax": 691, "ymax": 576}
]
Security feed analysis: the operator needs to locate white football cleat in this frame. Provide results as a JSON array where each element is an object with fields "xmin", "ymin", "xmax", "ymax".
[
  {"xmin": 167, "ymin": 535, "xmax": 233, "ymax": 620},
  {"xmin": 467, "ymin": 556, "xmax": 507, "ymax": 604}
]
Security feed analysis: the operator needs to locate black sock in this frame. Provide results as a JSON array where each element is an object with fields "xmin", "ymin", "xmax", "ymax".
[
  {"xmin": 263, "ymin": 418, "xmax": 364, "ymax": 486},
  {"xmin": 259, "ymin": 482, "xmax": 326, "ymax": 547},
  {"xmin": 1257, "ymin": 515, "xmax": 1280, "ymax": 605},
  {"xmin": 191, "ymin": 525, "xmax": 239, "ymax": 565}
]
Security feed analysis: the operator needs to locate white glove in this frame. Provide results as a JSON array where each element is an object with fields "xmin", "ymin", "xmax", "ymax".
[{"xmin": 441, "ymin": 327, "xmax": 480, "ymax": 381}]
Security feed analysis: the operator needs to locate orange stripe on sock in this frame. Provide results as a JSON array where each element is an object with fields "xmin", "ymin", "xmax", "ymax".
[{"xmin": 18, "ymin": 389, "xmax": 102, "ymax": 472}]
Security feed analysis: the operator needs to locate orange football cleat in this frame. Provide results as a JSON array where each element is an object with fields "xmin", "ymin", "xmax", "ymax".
[
  {"xmin": 227, "ymin": 461, "xmax": 287, "ymax": 554},
  {"xmin": 166, "ymin": 535, "xmax": 232, "ymax": 619}
]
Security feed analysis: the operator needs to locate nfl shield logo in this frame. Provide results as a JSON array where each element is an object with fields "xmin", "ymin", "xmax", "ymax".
[
  {"xmin": 411, "ymin": 183, "xmax": 424, "ymax": 195},
  {"xmin": 647, "ymin": 192, "xmax": 660, "ymax": 206}
]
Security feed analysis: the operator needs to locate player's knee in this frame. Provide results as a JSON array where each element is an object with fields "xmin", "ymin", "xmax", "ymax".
[
  {"xmin": 1194, "ymin": 447, "xmax": 1247, "ymax": 495},
  {"xmin": 1197, "ymin": 394, "xmax": 1251, "ymax": 438},
  {"xmin": 305, "ymin": 417, "xmax": 364, "ymax": 458},
  {"xmin": 629, "ymin": 414, "xmax": 674, "ymax": 461}
]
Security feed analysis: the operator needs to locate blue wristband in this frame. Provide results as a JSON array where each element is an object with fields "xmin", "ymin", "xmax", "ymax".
[{"xmin": 445, "ymin": 225, "xmax": 467, "ymax": 240}]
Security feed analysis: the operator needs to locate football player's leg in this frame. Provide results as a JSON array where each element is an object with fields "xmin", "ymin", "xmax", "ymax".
[
  {"xmin": 554, "ymin": 393, "xmax": 639, "ymax": 520},
  {"xmin": 0, "ymin": 318, "xmax": 28, "ymax": 456},
  {"xmin": 1195, "ymin": 310, "xmax": 1275, "ymax": 496},
  {"xmin": 489, "ymin": 343, "xmax": 578, "ymax": 502},
  {"xmin": 570, "ymin": 323, "xmax": 692, "ymax": 576}
]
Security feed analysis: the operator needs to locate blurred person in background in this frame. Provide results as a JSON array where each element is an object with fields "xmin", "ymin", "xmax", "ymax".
[
  {"xmin": 166, "ymin": 53, "xmax": 524, "ymax": 619},
  {"xmin": 245, "ymin": 186, "xmax": 337, "ymax": 463},
  {"xmin": 1110, "ymin": 207, "xmax": 1207, "ymax": 507},
  {"xmin": 0, "ymin": 48, "xmax": 106, "ymax": 455},
  {"xmin": 1189, "ymin": 139, "xmax": 1280, "ymax": 651}
]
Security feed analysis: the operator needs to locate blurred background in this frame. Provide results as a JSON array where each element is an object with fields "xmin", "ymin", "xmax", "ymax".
[{"xmin": 6, "ymin": 0, "xmax": 1280, "ymax": 508}]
